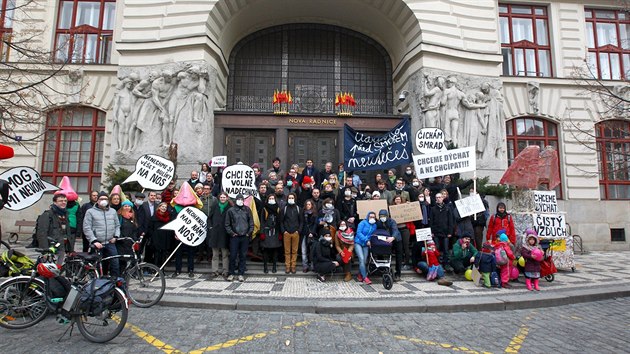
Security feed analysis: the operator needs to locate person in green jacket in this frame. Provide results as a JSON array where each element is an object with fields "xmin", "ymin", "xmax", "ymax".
[{"xmin": 450, "ymin": 233, "xmax": 478, "ymax": 275}]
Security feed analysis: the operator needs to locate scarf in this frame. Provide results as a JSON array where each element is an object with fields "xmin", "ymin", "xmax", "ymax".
[
  {"xmin": 321, "ymin": 205, "xmax": 335, "ymax": 223},
  {"xmin": 156, "ymin": 209, "xmax": 170, "ymax": 223},
  {"xmin": 218, "ymin": 201, "xmax": 228, "ymax": 213},
  {"xmin": 337, "ymin": 229, "xmax": 355, "ymax": 245},
  {"xmin": 51, "ymin": 204, "xmax": 66, "ymax": 216}
]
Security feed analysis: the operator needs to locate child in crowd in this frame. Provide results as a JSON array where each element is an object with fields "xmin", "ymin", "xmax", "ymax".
[
  {"xmin": 475, "ymin": 242, "xmax": 497, "ymax": 288},
  {"xmin": 334, "ymin": 220, "xmax": 355, "ymax": 282},
  {"xmin": 417, "ymin": 240, "xmax": 452, "ymax": 286},
  {"xmin": 520, "ymin": 229, "xmax": 543, "ymax": 291},
  {"xmin": 494, "ymin": 232, "xmax": 516, "ymax": 288}
]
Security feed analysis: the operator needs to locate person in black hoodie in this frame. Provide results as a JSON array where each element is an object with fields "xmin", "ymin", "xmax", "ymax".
[
  {"xmin": 430, "ymin": 192, "xmax": 454, "ymax": 268},
  {"xmin": 312, "ymin": 228, "xmax": 339, "ymax": 282},
  {"xmin": 301, "ymin": 199, "xmax": 319, "ymax": 272},
  {"xmin": 260, "ymin": 194, "xmax": 282, "ymax": 274},
  {"xmin": 280, "ymin": 193, "xmax": 303, "ymax": 274}
]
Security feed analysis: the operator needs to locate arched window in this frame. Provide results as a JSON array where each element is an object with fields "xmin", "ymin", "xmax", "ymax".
[
  {"xmin": 506, "ymin": 117, "xmax": 562, "ymax": 197},
  {"xmin": 227, "ymin": 24, "xmax": 393, "ymax": 115},
  {"xmin": 596, "ymin": 120, "xmax": 630, "ymax": 199},
  {"xmin": 41, "ymin": 107, "xmax": 105, "ymax": 194}
]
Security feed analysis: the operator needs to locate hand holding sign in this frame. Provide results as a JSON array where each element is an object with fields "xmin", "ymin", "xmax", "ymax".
[
  {"xmin": 123, "ymin": 154, "xmax": 174, "ymax": 190},
  {"xmin": 0, "ymin": 167, "xmax": 58, "ymax": 211},
  {"xmin": 161, "ymin": 207, "xmax": 208, "ymax": 247}
]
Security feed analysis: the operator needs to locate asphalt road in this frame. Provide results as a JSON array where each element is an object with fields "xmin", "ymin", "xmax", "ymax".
[{"xmin": 2, "ymin": 297, "xmax": 629, "ymax": 353}]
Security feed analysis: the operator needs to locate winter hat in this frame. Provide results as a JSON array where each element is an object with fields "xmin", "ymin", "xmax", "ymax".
[
  {"xmin": 482, "ymin": 242, "xmax": 494, "ymax": 251},
  {"xmin": 525, "ymin": 228, "xmax": 538, "ymax": 237},
  {"xmin": 135, "ymin": 192, "xmax": 146, "ymax": 199},
  {"xmin": 496, "ymin": 229, "xmax": 507, "ymax": 237},
  {"xmin": 121, "ymin": 200, "xmax": 133, "ymax": 207},
  {"xmin": 499, "ymin": 233, "xmax": 509, "ymax": 243},
  {"xmin": 251, "ymin": 163, "xmax": 260, "ymax": 169},
  {"xmin": 302, "ymin": 175, "xmax": 314, "ymax": 186},
  {"xmin": 235, "ymin": 194, "xmax": 244, "ymax": 201},
  {"xmin": 97, "ymin": 191, "xmax": 109, "ymax": 199},
  {"xmin": 426, "ymin": 239, "xmax": 435, "ymax": 246},
  {"xmin": 372, "ymin": 191, "xmax": 380, "ymax": 198},
  {"xmin": 378, "ymin": 209, "xmax": 389, "ymax": 217},
  {"xmin": 461, "ymin": 231, "xmax": 473, "ymax": 239}
]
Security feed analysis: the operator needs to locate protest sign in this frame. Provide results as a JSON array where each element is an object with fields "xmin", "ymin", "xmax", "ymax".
[
  {"xmin": 356, "ymin": 199, "xmax": 388, "ymax": 219},
  {"xmin": 161, "ymin": 206, "xmax": 208, "ymax": 247},
  {"xmin": 533, "ymin": 191, "xmax": 558, "ymax": 213},
  {"xmin": 413, "ymin": 146, "xmax": 476, "ymax": 179},
  {"xmin": 388, "ymin": 202, "xmax": 422, "ymax": 223},
  {"xmin": 344, "ymin": 118, "xmax": 412, "ymax": 171},
  {"xmin": 122, "ymin": 154, "xmax": 174, "ymax": 190},
  {"xmin": 222, "ymin": 164, "xmax": 258, "ymax": 198},
  {"xmin": 415, "ymin": 228, "xmax": 432, "ymax": 242},
  {"xmin": 210, "ymin": 156, "xmax": 227, "ymax": 167},
  {"xmin": 454, "ymin": 194, "xmax": 486, "ymax": 218},
  {"xmin": 0, "ymin": 167, "xmax": 58, "ymax": 211},
  {"xmin": 415, "ymin": 128, "xmax": 446, "ymax": 153},
  {"xmin": 532, "ymin": 213, "xmax": 567, "ymax": 239},
  {"xmin": 549, "ymin": 239, "xmax": 566, "ymax": 252}
]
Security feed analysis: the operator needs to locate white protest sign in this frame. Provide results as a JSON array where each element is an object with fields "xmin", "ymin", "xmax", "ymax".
[
  {"xmin": 413, "ymin": 146, "xmax": 476, "ymax": 179},
  {"xmin": 210, "ymin": 156, "xmax": 227, "ymax": 167},
  {"xmin": 454, "ymin": 194, "xmax": 486, "ymax": 218},
  {"xmin": 122, "ymin": 154, "xmax": 174, "ymax": 190},
  {"xmin": 222, "ymin": 164, "xmax": 258, "ymax": 198},
  {"xmin": 161, "ymin": 206, "xmax": 208, "ymax": 246},
  {"xmin": 415, "ymin": 228, "xmax": 433, "ymax": 242},
  {"xmin": 0, "ymin": 167, "xmax": 58, "ymax": 211},
  {"xmin": 532, "ymin": 213, "xmax": 567, "ymax": 239},
  {"xmin": 533, "ymin": 191, "xmax": 558, "ymax": 213},
  {"xmin": 415, "ymin": 128, "xmax": 446, "ymax": 154}
]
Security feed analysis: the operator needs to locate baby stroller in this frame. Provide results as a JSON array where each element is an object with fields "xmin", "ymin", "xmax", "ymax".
[
  {"xmin": 368, "ymin": 229, "xmax": 394, "ymax": 290},
  {"xmin": 539, "ymin": 239, "xmax": 558, "ymax": 282}
]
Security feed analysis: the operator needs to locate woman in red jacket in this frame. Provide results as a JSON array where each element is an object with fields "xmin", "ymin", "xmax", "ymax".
[{"xmin": 486, "ymin": 202, "xmax": 516, "ymax": 244}]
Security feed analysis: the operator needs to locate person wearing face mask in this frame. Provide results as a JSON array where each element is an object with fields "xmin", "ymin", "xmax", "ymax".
[
  {"xmin": 83, "ymin": 191, "xmax": 121, "ymax": 276},
  {"xmin": 36, "ymin": 193, "xmax": 72, "ymax": 265},
  {"xmin": 334, "ymin": 220, "xmax": 355, "ymax": 281},
  {"xmin": 375, "ymin": 209, "xmax": 403, "ymax": 281},
  {"xmin": 207, "ymin": 193, "xmax": 231, "ymax": 278},
  {"xmin": 260, "ymin": 194, "xmax": 281, "ymax": 274},
  {"xmin": 338, "ymin": 187, "xmax": 358, "ymax": 229},
  {"xmin": 279, "ymin": 193, "xmax": 304, "ymax": 274},
  {"xmin": 430, "ymin": 192, "xmax": 454, "ymax": 270},
  {"xmin": 225, "ymin": 194, "xmax": 254, "ymax": 282},
  {"xmin": 297, "ymin": 175, "xmax": 314, "ymax": 207},
  {"xmin": 312, "ymin": 229, "xmax": 340, "ymax": 283},
  {"xmin": 402, "ymin": 165, "xmax": 416, "ymax": 185},
  {"xmin": 354, "ymin": 211, "xmax": 377, "ymax": 284},
  {"xmin": 301, "ymin": 199, "xmax": 319, "ymax": 272},
  {"xmin": 318, "ymin": 198, "xmax": 340, "ymax": 236},
  {"xmin": 408, "ymin": 178, "xmax": 423, "ymax": 202}
]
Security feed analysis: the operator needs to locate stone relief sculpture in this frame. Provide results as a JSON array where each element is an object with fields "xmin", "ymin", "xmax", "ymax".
[
  {"xmin": 412, "ymin": 70, "xmax": 507, "ymax": 172},
  {"xmin": 111, "ymin": 61, "xmax": 216, "ymax": 171},
  {"xmin": 527, "ymin": 81, "xmax": 540, "ymax": 114}
]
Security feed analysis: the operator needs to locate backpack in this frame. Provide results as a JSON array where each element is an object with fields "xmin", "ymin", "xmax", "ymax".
[
  {"xmin": 495, "ymin": 247, "xmax": 508, "ymax": 266},
  {"xmin": 79, "ymin": 278, "xmax": 117, "ymax": 316},
  {"xmin": 490, "ymin": 271, "xmax": 501, "ymax": 288}
]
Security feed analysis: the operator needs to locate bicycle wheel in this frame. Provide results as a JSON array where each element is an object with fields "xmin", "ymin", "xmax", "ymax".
[
  {"xmin": 75, "ymin": 288, "xmax": 128, "ymax": 343},
  {"xmin": 0, "ymin": 277, "xmax": 48, "ymax": 329},
  {"xmin": 125, "ymin": 263, "xmax": 165, "ymax": 308}
]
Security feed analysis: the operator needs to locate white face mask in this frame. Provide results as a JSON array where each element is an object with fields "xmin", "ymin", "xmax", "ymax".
[
  {"xmin": 324, "ymin": 236, "xmax": 332, "ymax": 242},
  {"xmin": 406, "ymin": 170, "xmax": 412, "ymax": 175},
  {"xmin": 368, "ymin": 218, "xmax": 376, "ymax": 224},
  {"xmin": 268, "ymin": 199, "xmax": 276, "ymax": 205},
  {"xmin": 98, "ymin": 200, "xmax": 108, "ymax": 208},
  {"xmin": 135, "ymin": 199, "xmax": 144, "ymax": 206},
  {"xmin": 412, "ymin": 182, "xmax": 420, "ymax": 187},
  {"xmin": 288, "ymin": 199, "xmax": 295, "ymax": 205},
  {"xmin": 418, "ymin": 197, "xmax": 425, "ymax": 202},
  {"xmin": 325, "ymin": 203, "xmax": 333, "ymax": 209},
  {"xmin": 339, "ymin": 226, "xmax": 347, "ymax": 231},
  {"xmin": 344, "ymin": 190, "xmax": 352, "ymax": 196},
  {"xmin": 236, "ymin": 200, "xmax": 244, "ymax": 206},
  {"xmin": 380, "ymin": 217, "xmax": 387, "ymax": 222}
]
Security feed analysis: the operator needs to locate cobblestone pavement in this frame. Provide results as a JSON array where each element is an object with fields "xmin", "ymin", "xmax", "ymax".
[
  {"xmin": 1, "ymin": 297, "xmax": 629, "ymax": 353},
  {"xmin": 161, "ymin": 252, "xmax": 630, "ymax": 300}
]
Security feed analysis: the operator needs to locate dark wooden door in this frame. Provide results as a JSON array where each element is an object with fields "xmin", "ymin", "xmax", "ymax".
[
  {"xmin": 225, "ymin": 130, "xmax": 275, "ymax": 170},
  {"xmin": 288, "ymin": 131, "xmax": 338, "ymax": 168}
]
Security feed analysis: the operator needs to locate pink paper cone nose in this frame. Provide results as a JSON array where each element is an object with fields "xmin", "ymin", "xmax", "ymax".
[
  {"xmin": 110, "ymin": 185, "xmax": 128, "ymax": 202},
  {"xmin": 172, "ymin": 182, "xmax": 202, "ymax": 208},
  {"xmin": 55, "ymin": 176, "xmax": 78, "ymax": 201}
]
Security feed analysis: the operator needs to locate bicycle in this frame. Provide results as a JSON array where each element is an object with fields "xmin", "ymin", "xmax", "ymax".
[
  {"xmin": 63, "ymin": 237, "xmax": 166, "ymax": 308},
  {"xmin": 0, "ymin": 247, "xmax": 129, "ymax": 343}
]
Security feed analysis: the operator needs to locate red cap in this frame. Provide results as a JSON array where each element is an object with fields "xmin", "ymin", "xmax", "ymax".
[{"xmin": 302, "ymin": 175, "xmax": 314, "ymax": 185}]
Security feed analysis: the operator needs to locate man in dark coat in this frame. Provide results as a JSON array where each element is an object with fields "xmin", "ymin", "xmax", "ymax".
[
  {"xmin": 36, "ymin": 193, "xmax": 72, "ymax": 265},
  {"xmin": 225, "ymin": 194, "xmax": 254, "ymax": 282},
  {"xmin": 430, "ymin": 192, "xmax": 455, "ymax": 268}
]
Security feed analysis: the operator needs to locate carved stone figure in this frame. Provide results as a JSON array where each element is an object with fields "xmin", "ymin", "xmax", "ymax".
[
  {"xmin": 441, "ymin": 76, "xmax": 485, "ymax": 147},
  {"xmin": 527, "ymin": 81, "xmax": 540, "ymax": 114},
  {"xmin": 480, "ymin": 82, "xmax": 505, "ymax": 161},
  {"xmin": 421, "ymin": 74, "xmax": 445, "ymax": 128},
  {"xmin": 128, "ymin": 71, "xmax": 158, "ymax": 151},
  {"xmin": 113, "ymin": 78, "xmax": 133, "ymax": 151}
]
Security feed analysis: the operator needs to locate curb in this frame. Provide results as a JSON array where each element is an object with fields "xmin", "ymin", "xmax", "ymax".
[{"xmin": 157, "ymin": 284, "xmax": 630, "ymax": 314}]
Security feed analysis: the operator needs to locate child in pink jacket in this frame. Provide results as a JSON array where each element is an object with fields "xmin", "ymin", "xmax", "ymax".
[{"xmin": 495, "ymin": 233, "xmax": 516, "ymax": 288}]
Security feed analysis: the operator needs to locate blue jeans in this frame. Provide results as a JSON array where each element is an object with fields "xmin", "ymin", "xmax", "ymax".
[
  {"xmin": 417, "ymin": 262, "xmax": 445, "ymax": 279},
  {"xmin": 229, "ymin": 235, "xmax": 248, "ymax": 276},
  {"xmin": 175, "ymin": 244, "xmax": 196, "ymax": 273},
  {"xmin": 354, "ymin": 244, "xmax": 369, "ymax": 278},
  {"xmin": 102, "ymin": 243, "xmax": 120, "ymax": 277}
]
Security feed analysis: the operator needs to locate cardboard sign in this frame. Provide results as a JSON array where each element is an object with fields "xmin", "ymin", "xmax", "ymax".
[
  {"xmin": 221, "ymin": 164, "xmax": 258, "ymax": 198},
  {"xmin": 161, "ymin": 206, "xmax": 207, "ymax": 247},
  {"xmin": 356, "ymin": 199, "xmax": 389, "ymax": 219},
  {"xmin": 413, "ymin": 146, "xmax": 476, "ymax": 179},
  {"xmin": 532, "ymin": 213, "xmax": 567, "ymax": 239},
  {"xmin": 415, "ymin": 128, "xmax": 446, "ymax": 153},
  {"xmin": 388, "ymin": 202, "xmax": 423, "ymax": 223},
  {"xmin": 533, "ymin": 191, "xmax": 558, "ymax": 213},
  {"xmin": 0, "ymin": 167, "xmax": 58, "ymax": 211},
  {"xmin": 210, "ymin": 156, "xmax": 227, "ymax": 168},
  {"xmin": 415, "ymin": 228, "xmax": 432, "ymax": 242},
  {"xmin": 123, "ymin": 154, "xmax": 175, "ymax": 190},
  {"xmin": 454, "ymin": 194, "xmax": 486, "ymax": 218}
]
